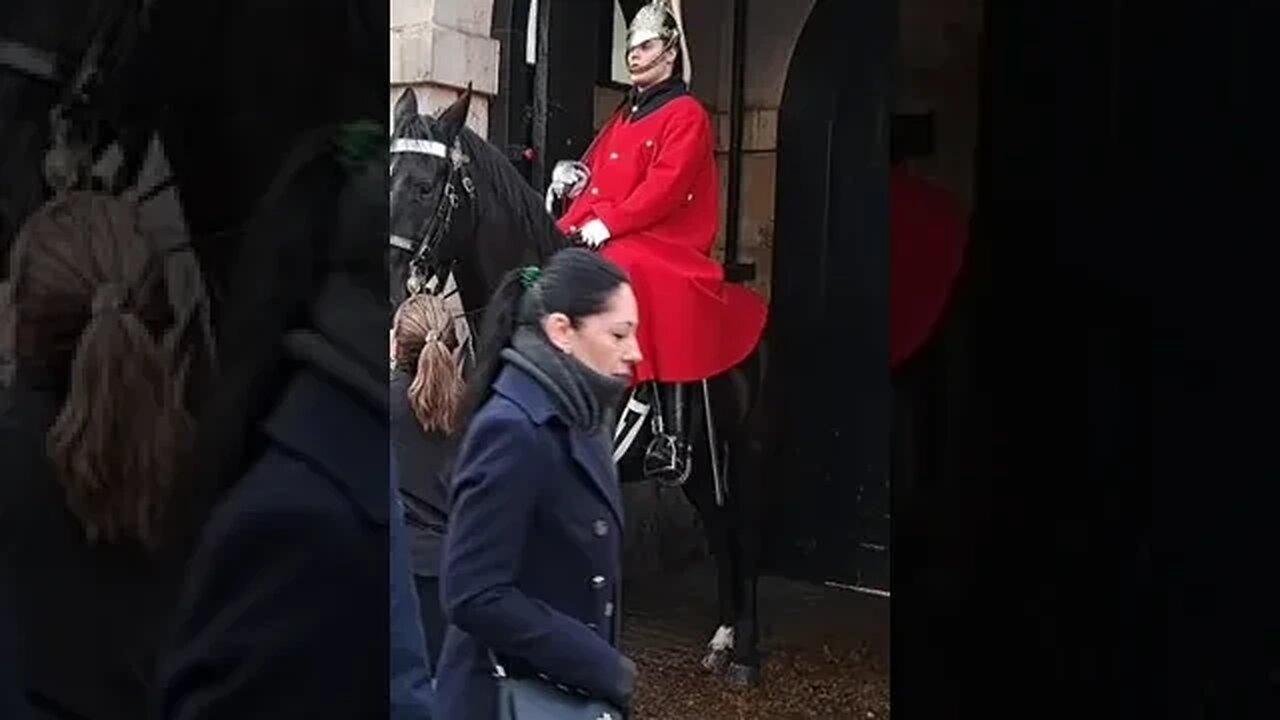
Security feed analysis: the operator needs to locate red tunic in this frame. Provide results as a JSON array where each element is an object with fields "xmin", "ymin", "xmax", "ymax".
[
  {"xmin": 558, "ymin": 94, "xmax": 768, "ymax": 384},
  {"xmin": 890, "ymin": 166, "xmax": 969, "ymax": 368}
]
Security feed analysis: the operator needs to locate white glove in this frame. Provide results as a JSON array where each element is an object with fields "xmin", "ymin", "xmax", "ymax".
[
  {"xmin": 579, "ymin": 218, "xmax": 612, "ymax": 248},
  {"xmin": 551, "ymin": 160, "xmax": 590, "ymax": 200}
]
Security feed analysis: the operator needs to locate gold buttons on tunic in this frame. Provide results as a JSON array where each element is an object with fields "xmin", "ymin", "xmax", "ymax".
[{"xmin": 609, "ymin": 152, "xmax": 619, "ymax": 160}]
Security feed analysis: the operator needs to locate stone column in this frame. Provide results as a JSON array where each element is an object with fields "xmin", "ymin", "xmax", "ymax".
[{"xmin": 390, "ymin": 0, "xmax": 500, "ymax": 138}]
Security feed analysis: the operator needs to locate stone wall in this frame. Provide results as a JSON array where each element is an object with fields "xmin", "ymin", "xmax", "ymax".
[{"xmin": 390, "ymin": 0, "xmax": 501, "ymax": 137}]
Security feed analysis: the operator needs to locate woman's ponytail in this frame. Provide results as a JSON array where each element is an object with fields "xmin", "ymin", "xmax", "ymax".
[
  {"xmin": 46, "ymin": 287, "xmax": 192, "ymax": 549},
  {"xmin": 9, "ymin": 192, "xmax": 203, "ymax": 552},
  {"xmin": 408, "ymin": 328, "xmax": 464, "ymax": 435}
]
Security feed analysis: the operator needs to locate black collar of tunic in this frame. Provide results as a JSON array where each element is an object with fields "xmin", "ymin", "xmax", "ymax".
[{"xmin": 622, "ymin": 77, "xmax": 689, "ymax": 123}]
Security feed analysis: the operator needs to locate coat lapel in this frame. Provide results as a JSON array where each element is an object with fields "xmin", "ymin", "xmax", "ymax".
[
  {"xmin": 493, "ymin": 366, "xmax": 625, "ymax": 529},
  {"xmin": 568, "ymin": 427, "xmax": 625, "ymax": 531}
]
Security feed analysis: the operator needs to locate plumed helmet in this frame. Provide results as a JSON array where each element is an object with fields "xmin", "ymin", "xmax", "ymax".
[{"xmin": 626, "ymin": 0, "xmax": 692, "ymax": 84}]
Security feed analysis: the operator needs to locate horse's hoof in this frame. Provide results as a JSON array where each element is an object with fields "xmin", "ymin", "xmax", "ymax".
[
  {"xmin": 725, "ymin": 662, "xmax": 761, "ymax": 689},
  {"xmin": 701, "ymin": 648, "xmax": 729, "ymax": 673}
]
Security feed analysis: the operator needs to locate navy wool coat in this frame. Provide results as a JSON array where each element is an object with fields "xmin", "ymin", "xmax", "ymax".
[
  {"xmin": 155, "ymin": 369, "xmax": 390, "ymax": 718},
  {"xmin": 434, "ymin": 363, "xmax": 633, "ymax": 719}
]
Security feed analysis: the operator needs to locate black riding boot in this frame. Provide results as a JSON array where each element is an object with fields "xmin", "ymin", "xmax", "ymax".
[{"xmin": 643, "ymin": 382, "xmax": 694, "ymax": 486}]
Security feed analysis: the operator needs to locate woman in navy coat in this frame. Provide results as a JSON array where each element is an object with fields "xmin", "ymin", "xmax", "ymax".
[{"xmin": 435, "ymin": 248, "xmax": 643, "ymax": 719}]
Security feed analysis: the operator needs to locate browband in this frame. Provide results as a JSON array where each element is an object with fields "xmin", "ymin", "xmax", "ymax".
[{"xmin": 390, "ymin": 138, "xmax": 448, "ymax": 158}]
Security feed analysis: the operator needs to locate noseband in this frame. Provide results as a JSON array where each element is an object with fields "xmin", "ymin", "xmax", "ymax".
[{"xmin": 389, "ymin": 136, "xmax": 475, "ymax": 294}]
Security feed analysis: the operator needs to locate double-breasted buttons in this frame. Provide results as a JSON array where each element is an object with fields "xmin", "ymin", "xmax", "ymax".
[
  {"xmin": 645, "ymin": 139, "xmax": 654, "ymax": 148},
  {"xmin": 587, "ymin": 622, "xmax": 599, "ymax": 630},
  {"xmin": 609, "ymin": 152, "xmax": 619, "ymax": 160},
  {"xmin": 590, "ymin": 187, "xmax": 599, "ymax": 196},
  {"xmin": 591, "ymin": 575, "xmax": 606, "ymax": 590},
  {"xmin": 686, "ymin": 193, "xmax": 694, "ymax": 202},
  {"xmin": 593, "ymin": 519, "xmax": 609, "ymax": 537},
  {"xmin": 604, "ymin": 601, "xmax": 615, "ymax": 618}
]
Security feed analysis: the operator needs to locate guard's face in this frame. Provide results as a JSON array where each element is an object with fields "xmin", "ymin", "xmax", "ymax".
[
  {"xmin": 545, "ymin": 283, "xmax": 642, "ymax": 382},
  {"xmin": 627, "ymin": 38, "xmax": 676, "ymax": 89}
]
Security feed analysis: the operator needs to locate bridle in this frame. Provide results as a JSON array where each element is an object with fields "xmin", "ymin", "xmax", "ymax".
[
  {"xmin": 389, "ymin": 135, "xmax": 476, "ymax": 296},
  {"xmin": 0, "ymin": 2, "xmax": 152, "ymax": 196}
]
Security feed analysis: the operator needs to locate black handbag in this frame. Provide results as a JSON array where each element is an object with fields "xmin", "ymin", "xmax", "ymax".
[{"xmin": 491, "ymin": 651, "xmax": 626, "ymax": 720}]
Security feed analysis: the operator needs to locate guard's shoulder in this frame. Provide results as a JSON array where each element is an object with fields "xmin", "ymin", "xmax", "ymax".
[
  {"xmin": 659, "ymin": 96, "xmax": 714, "ymax": 135},
  {"xmin": 666, "ymin": 95, "xmax": 711, "ymax": 118}
]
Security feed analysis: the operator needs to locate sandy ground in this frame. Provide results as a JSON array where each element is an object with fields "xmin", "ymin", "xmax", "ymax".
[{"xmin": 621, "ymin": 562, "xmax": 890, "ymax": 719}]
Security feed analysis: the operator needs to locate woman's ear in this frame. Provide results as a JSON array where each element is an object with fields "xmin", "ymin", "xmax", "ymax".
[{"xmin": 541, "ymin": 312, "xmax": 575, "ymax": 354}]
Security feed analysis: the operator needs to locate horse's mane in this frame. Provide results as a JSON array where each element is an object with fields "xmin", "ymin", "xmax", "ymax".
[{"xmin": 455, "ymin": 126, "xmax": 568, "ymax": 263}]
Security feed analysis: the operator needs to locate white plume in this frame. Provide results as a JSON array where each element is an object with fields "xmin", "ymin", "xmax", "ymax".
[{"xmin": 671, "ymin": 0, "xmax": 692, "ymax": 85}]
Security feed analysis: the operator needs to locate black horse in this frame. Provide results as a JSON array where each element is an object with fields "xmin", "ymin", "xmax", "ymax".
[{"xmin": 389, "ymin": 86, "xmax": 773, "ymax": 685}]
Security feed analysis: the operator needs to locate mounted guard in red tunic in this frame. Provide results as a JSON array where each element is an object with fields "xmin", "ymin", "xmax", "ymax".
[{"xmin": 547, "ymin": 0, "xmax": 768, "ymax": 484}]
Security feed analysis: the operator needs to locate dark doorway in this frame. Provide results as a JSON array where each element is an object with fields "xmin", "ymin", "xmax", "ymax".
[
  {"xmin": 491, "ymin": 0, "xmax": 640, "ymax": 190},
  {"xmin": 764, "ymin": 0, "xmax": 895, "ymax": 592},
  {"xmin": 489, "ymin": 0, "xmax": 536, "ymax": 180}
]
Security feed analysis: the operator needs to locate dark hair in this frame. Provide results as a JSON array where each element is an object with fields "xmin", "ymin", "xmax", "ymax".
[
  {"xmin": 177, "ymin": 131, "xmax": 388, "ymax": 547},
  {"xmin": 458, "ymin": 247, "xmax": 629, "ymax": 426}
]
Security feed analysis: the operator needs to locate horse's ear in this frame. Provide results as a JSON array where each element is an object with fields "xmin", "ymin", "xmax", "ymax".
[
  {"xmin": 393, "ymin": 87, "xmax": 419, "ymax": 129},
  {"xmin": 436, "ymin": 84, "xmax": 473, "ymax": 143}
]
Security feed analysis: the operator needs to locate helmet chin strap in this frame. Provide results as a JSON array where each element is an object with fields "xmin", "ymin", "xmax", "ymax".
[{"xmin": 627, "ymin": 39, "xmax": 677, "ymax": 80}]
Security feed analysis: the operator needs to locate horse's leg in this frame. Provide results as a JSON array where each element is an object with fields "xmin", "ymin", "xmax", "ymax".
[
  {"xmin": 725, "ymin": 470, "xmax": 764, "ymax": 687},
  {"xmin": 678, "ymin": 421, "xmax": 738, "ymax": 673},
  {"xmin": 724, "ymin": 365, "xmax": 769, "ymax": 687}
]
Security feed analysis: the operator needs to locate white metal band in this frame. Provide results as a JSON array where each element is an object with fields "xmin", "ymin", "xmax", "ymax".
[
  {"xmin": 612, "ymin": 390, "xmax": 651, "ymax": 462},
  {"xmin": 389, "ymin": 235, "xmax": 415, "ymax": 251},
  {"xmin": 0, "ymin": 39, "xmax": 60, "ymax": 83},
  {"xmin": 390, "ymin": 138, "xmax": 448, "ymax": 157}
]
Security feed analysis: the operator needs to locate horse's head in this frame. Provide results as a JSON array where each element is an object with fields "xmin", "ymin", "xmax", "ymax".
[
  {"xmin": 389, "ymin": 86, "xmax": 478, "ymax": 306},
  {"xmin": 0, "ymin": 1, "xmax": 152, "ymax": 264}
]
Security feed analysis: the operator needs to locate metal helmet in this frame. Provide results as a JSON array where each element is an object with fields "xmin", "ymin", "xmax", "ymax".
[{"xmin": 626, "ymin": 0, "xmax": 692, "ymax": 84}]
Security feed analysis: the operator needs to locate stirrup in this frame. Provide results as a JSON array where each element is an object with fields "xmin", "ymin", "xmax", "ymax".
[{"xmin": 643, "ymin": 433, "xmax": 692, "ymax": 487}]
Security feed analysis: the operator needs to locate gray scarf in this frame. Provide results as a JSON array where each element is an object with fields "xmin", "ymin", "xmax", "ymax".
[
  {"xmin": 501, "ymin": 325, "xmax": 628, "ymax": 445},
  {"xmin": 281, "ymin": 273, "xmax": 390, "ymax": 416}
]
